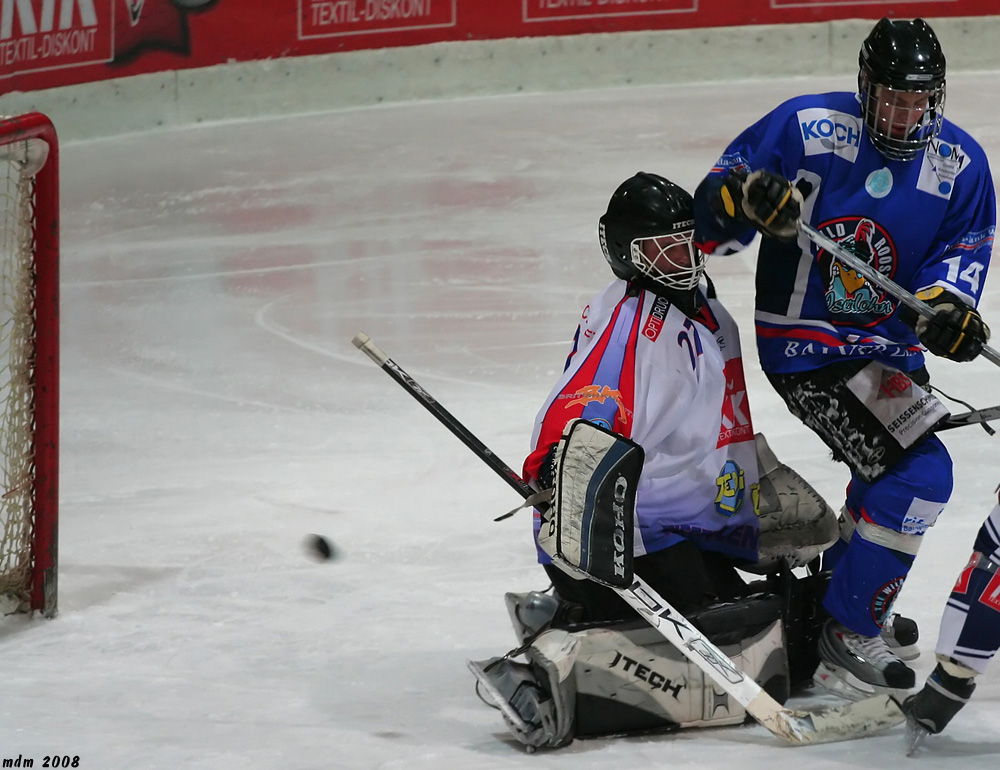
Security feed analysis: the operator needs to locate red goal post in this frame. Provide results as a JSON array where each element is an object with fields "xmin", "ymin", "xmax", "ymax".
[{"xmin": 0, "ymin": 113, "xmax": 58, "ymax": 618}]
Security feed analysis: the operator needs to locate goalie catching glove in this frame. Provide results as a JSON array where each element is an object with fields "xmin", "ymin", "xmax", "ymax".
[
  {"xmin": 716, "ymin": 169, "xmax": 804, "ymax": 242},
  {"xmin": 905, "ymin": 287, "xmax": 990, "ymax": 362}
]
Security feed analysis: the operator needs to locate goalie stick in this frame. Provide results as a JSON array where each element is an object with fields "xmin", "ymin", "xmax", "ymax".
[
  {"xmin": 351, "ymin": 331, "xmax": 906, "ymax": 745},
  {"xmin": 800, "ymin": 223, "xmax": 1000, "ymax": 368}
]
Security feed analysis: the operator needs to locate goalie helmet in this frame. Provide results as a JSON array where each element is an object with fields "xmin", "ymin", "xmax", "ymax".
[
  {"xmin": 599, "ymin": 172, "xmax": 706, "ymax": 295},
  {"xmin": 858, "ymin": 18, "xmax": 946, "ymax": 161}
]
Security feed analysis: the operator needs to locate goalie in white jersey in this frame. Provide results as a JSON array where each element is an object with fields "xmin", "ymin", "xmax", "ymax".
[
  {"xmin": 470, "ymin": 173, "xmax": 861, "ymax": 750},
  {"xmin": 522, "ymin": 171, "xmax": 763, "ymax": 618}
]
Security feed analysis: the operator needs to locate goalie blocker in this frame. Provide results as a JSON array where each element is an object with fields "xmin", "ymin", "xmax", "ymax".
[
  {"xmin": 537, "ymin": 418, "xmax": 642, "ymax": 589},
  {"xmin": 472, "ymin": 420, "xmax": 840, "ymax": 749}
]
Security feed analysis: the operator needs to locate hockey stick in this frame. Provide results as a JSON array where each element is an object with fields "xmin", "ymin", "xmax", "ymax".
[
  {"xmin": 937, "ymin": 403, "xmax": 1000, "ymax": 431},
  {"xmin": 800, "ymin": 223, "xmax": 1000, "ymax": 367},
  {"xmin": 352, "ymin": 331, "xmax": 906, "ymax": 745},
  {"xmin": 352, "ymin": 332, "xmax": 545, "ymax": 505}
]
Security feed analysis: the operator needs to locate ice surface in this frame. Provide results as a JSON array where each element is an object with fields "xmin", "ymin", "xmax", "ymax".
[{"xmin": 2, "ymin": 72, "xmax": 998, "ymax": 768}]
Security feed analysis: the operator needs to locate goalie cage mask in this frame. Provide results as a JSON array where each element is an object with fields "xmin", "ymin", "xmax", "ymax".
[{"xmin": 599, "ymin": 172, "xmax": 707, "ymax": 296}]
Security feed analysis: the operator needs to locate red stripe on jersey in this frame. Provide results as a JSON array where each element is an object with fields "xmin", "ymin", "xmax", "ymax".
[
  {"xmin": 953, "ymin": 552, "xmax": 978, "ymax": 594},
  {"xmin": 755, "ymin": 323, "xmax": 846, "ymax": 348},
  {"xmin": 979, "ymin": 571, "xmax": 1000, "ymax": 612},
  {"xmin": 523, "ymin": 292, "xmax": 638, "ymax": 482}
]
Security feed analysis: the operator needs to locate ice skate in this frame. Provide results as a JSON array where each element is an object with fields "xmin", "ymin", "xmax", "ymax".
[
  {"xmin": 902, "ymin": 661, "xmax": 977, "ymax": 755},
  {"xmin": 813, "ymin": 618, "xmax": 915, "ymax": 700},
  {"xmin": 881, "ymin": 613, "xmax": 920, "ymax": 661}
]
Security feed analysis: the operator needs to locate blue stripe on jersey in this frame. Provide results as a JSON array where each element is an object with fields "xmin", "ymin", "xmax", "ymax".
[{"xmin": 581, "ymin": 293, "xmax": 641, "ymax": 428}]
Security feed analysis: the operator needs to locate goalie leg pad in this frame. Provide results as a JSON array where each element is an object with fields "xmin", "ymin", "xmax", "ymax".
[
  {"xmin": 474, "ymin": 595, "xmax": 789, "ymax": 746},
  {"xmin": 560, "ymin": 594, "xmax": 788, "ymax": 738}
]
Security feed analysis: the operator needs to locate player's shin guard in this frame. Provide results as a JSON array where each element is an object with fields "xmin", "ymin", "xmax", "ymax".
[
  {"xmin": 824, "ymin": 440, "xmax": 950, "ymax": 637},
  {"xmin": 822, "ymin": 516, "xmax": 919, "ymax": 636}
]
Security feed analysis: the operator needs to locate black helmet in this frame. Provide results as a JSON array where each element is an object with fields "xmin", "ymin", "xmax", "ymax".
[
  {"xmin": 858, "ymin": 18, "xmax": 946, "ymax": 160},
  {"xmin": 599, "ymin": 172, "xmax": 706, "ymax": 295}
]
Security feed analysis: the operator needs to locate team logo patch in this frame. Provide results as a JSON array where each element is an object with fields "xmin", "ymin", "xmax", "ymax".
[
  {"xmin": 715, "ymin": 460, "xmax": 745, "ymax": 517},
  {"xmin": 814, "ymin": 217, "xmax": 898, "ymax": 328},
  {"xmin": 871, "ymin": 576, "xmax": 904, "ymax": 626}
]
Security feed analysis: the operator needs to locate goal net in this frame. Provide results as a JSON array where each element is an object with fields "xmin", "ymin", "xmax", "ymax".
[{"xmin": 0, "ymin": 113, "xmax": 59, "ymax": 617}]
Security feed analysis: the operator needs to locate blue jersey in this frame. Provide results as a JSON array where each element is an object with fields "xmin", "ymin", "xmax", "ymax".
[{"xmin": 694, "ymin": 91, "xmax": 996, "ymax": 374}]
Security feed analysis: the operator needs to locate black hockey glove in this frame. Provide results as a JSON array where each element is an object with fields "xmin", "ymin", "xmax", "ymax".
[
  {"xmin": 910, "ymin": 287, "xmax": 991, "ymax": 362},
  {"xmin": 718, "ymin": 169, "xmax": 803, "ymax": 242},
  {"xmin": 537, "ymin": 443, "xmax": 558, "ymax": 490}
]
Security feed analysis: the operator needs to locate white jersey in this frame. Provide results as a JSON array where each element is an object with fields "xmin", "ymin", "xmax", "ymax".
[
  {"xmin": 524, "ymin": 280, "xmax": 760, "ymax": 562},
  {"xmin": 935, "ymin": 500, "xmax": 1000, "ymax": 674}
]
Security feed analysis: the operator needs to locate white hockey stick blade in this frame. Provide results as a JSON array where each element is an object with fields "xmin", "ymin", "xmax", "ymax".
[
  {"xmin": 767, "ymin": 695, "xmax": 906, "ymax": 745},
  {"xmin": 614, "ymin": 573, "xmax": 905, "ymax": 744}
]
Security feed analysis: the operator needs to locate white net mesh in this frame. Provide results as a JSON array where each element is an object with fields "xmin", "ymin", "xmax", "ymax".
[{"xmin": 0, "ymin": 137, "xmax": 41, "ymax": 612}]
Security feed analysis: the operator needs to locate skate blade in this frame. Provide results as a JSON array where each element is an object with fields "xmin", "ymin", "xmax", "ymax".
[{"xmin": 904, "ymin": 717, "xmax": 930, "ymax": 756}]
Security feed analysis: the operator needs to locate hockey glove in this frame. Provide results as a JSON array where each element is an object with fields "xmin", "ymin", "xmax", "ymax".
[
  {"xmin": 911, "ymin": 287, "xmax": 991, "ymax": 362},
  {"xmin": 718, "ymin": 169, "xmax": 803, "ymax": 242}
]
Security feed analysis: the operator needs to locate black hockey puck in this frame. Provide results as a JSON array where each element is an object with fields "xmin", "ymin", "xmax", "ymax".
[{"xmin": 305, "ymin": 534, "xmax": 337, "ymax": 562}]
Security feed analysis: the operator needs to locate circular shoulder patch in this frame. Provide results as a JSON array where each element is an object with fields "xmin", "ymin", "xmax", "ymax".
[{"xmin": 865, "ymin": 168, "xmax": 893, "ymax": 199}]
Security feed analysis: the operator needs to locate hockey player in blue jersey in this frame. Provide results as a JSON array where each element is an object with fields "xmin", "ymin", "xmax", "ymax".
[
  {"xmin": 692, "ymin": 17, "xmax": 995, "ymax": 699},
  {"xmin": 902, "ymin": 489, "xmax": 1000, "ymax": 750}
]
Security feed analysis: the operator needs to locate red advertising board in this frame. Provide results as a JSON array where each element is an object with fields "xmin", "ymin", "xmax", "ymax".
[
  {"xmin": 523, "ymin": 0, "xmax": 698, "ymax": 23},
  {"xmin": 1, "ymin": 0, "xmax": 996, "ymax": 94},
  {"xmin": 300, "ymin": 0, "xmax": 458, "ymax": 39}
]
